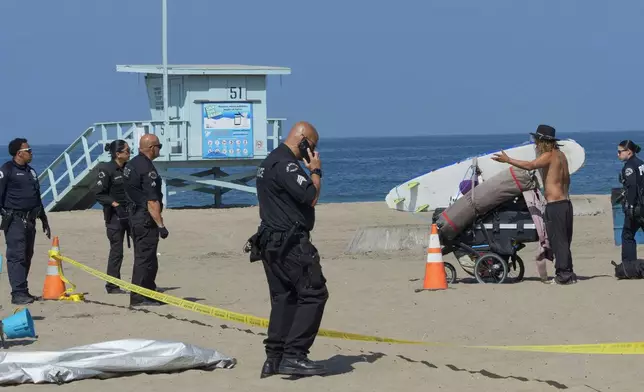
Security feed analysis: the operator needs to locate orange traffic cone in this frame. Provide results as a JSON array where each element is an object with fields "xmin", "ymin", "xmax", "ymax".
[
  {"xmin": 42, "ymin": 236, "xmax": 66, "ymax": 300},
  {"xmin": 422, "ymin": 224, "xmax": 448, "ymax": 290}
]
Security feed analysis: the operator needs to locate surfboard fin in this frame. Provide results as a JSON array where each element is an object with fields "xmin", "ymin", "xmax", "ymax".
[
  {"xmin": 406, "ymin": 181, "xmax": 419, "ymax": 190},
  {"xmin": 393, "ymin": 197, "xmax": 405, "ymax": 204},
  {"xmin": 415, "ymin": 204, "xmax": 429, "ymax": 212}
]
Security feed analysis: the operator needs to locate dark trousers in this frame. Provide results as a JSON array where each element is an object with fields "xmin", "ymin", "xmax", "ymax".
[
  {"xmin": 105, "ymin": 215, "xmax": 127, "ymax": 291},
  {"xmin": 544, "ymin": 199, "xmax": 575, "ymax": 281},
  {"xmin": 3, "ymin": 218, "xmax": 37, "ymax": 297},
  {"xmin": 261, "ymin": 234, "xmax": 329, "ymax": 359},
  {"xmin": 621, "ymin": 215, "xmax": 644, "ymax": 262},
  {"xmin": 130, "ymin": 213, "xmax": 159, "ymax": 304}
]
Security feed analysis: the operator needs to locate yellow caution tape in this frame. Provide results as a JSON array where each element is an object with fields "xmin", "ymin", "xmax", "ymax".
[
  {"xmin": 49, "ymin": 249, "xmax": 644, "ymax": 355},
  {"xmin": 55, "ymin": 255, "xmax": 85, "ymax": 302}
]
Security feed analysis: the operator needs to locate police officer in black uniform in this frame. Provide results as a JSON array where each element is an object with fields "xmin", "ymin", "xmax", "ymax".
[
  {"xmin": 0, "ymin": 138, "xmax": 51, "ymax": 305},
  {"xmin": 617, "ymin": 139, "xmax": 644, "ymax": 262},
  {"xmin": 246, "ymin": 121, "xmax": 328, "ymax": 378},
  {"xmin": 123, "ymin": 134, "xmax": 169, "ymax": 307},
  {"xmin": 93, "ymin": 139, "xmax": 132, "ymax": 294}
]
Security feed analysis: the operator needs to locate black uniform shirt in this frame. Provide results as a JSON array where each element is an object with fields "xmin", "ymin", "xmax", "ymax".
[
  {"xmin": 256, "ymin": 143, "xmax": 317, "ymax": 232},
  {"xmin": 622, "ymin": 154, "xmax": 644, "ymax": 207},
  {"xmin": 93, "ymin": 160, "xmax": 128, "ymax": 206},
  {"xmin": 123, "ymin": 153, "xmax": 163, "ymax": 211},
  {"xmin": 0, "ymin": 160, "xmax": 43, "ymax": 211}
]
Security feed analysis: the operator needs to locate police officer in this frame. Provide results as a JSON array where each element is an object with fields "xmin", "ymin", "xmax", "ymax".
[
  {"xmin": 123, "ymin": 134, "xmax": 168, "ymax": 307},
  {"xmin": 618, "ymin": 139, "xmax": 644, "ymax": 262},
  {"xmin": 248, "ymin": 121, "xmax": 328, "ymax": 378},
  {"xmin": 93, "ymin": 139, "xmax": 132, "ymax": 294},
  {"xmin": 0, "ymin": 138, "xmax": 51, "ymax": 305}
]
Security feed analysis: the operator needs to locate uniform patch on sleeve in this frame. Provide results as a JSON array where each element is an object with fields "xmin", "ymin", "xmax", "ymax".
[
  {"xmin": 0, "ymin": 170, "xmax": 4, "ymax": 179},
  {"xmin": 297, "ymin": 174, "xmax": 307, "ymax": 185},
  {"xmin": 149, "ymin": 171, "xmax": 158, "ymax": 179},
  {"xmin": 625, "ymin": 168, "xmax": 633, "ymax": 176},
  {"xmin": 286, "ymin": 163, "xmax": 299, "ymax": 173},
  {"xmin": 98, "ymin": 171, "xmax": 106, "ymax": 179}
]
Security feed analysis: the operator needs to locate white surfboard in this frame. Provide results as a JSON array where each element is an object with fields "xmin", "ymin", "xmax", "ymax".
[{"xmin": 384, "ymin": 139, "xmax": 586, "ymax": 212}]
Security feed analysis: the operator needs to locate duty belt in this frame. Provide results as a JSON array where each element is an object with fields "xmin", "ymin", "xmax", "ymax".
[
  {"xmin": 3, "ymin": 207, "xmax": 41, "ymax": 220},
  {"xmin": 0, "ymin": 207, "xmax": 42, "ymax": 231},
  {"xmin": 243, "ymin": 222, "xmax": 309, "ymax": 262}
]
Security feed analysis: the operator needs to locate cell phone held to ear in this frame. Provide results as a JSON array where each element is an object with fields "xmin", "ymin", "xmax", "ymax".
[{"xmin": 298, "ymin": 139, "xmax": 312, "ymax": 163}]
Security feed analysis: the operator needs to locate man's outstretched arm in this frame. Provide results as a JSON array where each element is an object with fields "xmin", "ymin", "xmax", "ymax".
[{"xmin": 492, "ymin": 150, "xmax": 551, "ymax": 170}]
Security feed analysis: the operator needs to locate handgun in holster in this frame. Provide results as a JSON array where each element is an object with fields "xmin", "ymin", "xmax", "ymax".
[
  {"xmin": 0, "ymin": 208, "xmax": 13, "ymax": 231},
  {"xmin": 243, "ymin": 225, "xmax": 267, "ymax": 263}
]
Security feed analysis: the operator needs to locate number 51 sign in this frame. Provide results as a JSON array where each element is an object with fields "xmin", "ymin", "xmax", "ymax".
[{"xmin": 228, "ymin": 86, "xmax": 246, "ymax": 100}]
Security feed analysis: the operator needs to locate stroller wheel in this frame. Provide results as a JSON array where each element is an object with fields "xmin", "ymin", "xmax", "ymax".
[
  {"xmin": 444, "ymin": 262, "xmax": 457, "ymax": 284},
  {"xmin": 474, "ymin": 252, "xmax": 508, "ymax": 284},
  {"xmin": 506, "ymin": 254, "xmax": 525, "ymax": 283}
]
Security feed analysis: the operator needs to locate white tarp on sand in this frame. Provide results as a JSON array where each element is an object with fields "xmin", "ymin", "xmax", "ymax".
[{"xmin": 0, "ymin": 339, "xmax": 236, "ymax": 385}]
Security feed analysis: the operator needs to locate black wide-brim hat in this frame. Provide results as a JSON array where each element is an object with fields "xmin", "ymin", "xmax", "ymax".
[{"xmin": 529, "ymin": 124, "xmax": 560, "ymax": 141}]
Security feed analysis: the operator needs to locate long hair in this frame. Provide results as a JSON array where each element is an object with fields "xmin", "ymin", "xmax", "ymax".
[
  {"xmin": 104, "ymin": 139, "xmax": 128, "ymax": 160},
  {"xmin": 535, "ymin": 138, "xmax": 558, "ymax": 154},
  {"xmin": 619, "ymin": 140, "xmax": 641, "ymax": 154}
]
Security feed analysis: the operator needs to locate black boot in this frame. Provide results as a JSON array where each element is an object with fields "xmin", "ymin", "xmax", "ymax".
[
  {"xmin": 26, "ymin": 292, "xmax": 41, "ymax": 301},
  {"xmin": 278, "ymin": 357, "xmax": 327, "ymax": 376},
  {"xmin": 11, "ymin": 294, "xmax": 35, "ymax": 305},
  {"xmin": 106, "ymin": 285, "xmax": 127, "ymax": 294},
  {"xmin": 260, "ymin": 357, "xmax": 281, "ymax": 378},
  {"xmin": 130, "ymin": 298, "xmax": 164, "ymax": 307}
]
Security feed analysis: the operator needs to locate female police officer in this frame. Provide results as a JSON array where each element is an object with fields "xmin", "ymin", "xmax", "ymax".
[
  {"xmin": 618, "ymin": 139, "xmax": 644, "ymax": 262},
  {"xmin": 93, "ymin": 139, "xmax": 131, "ymax": 294}
]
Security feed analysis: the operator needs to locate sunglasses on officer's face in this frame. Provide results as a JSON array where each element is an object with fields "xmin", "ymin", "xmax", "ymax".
[{"xmin": 18, "ymin": 148, "xmax": 32, "ymax": 154}]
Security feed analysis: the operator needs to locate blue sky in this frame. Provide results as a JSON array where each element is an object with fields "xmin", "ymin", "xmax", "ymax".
[{"xmin": 1, "ymin": 0, "xmax": 643, "ymax": 144}]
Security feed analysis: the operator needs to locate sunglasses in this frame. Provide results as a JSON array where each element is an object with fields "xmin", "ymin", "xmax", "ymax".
[
  {"xmin": 18, "ymin": 148, "xmax": 32, "ymax": 154},
  {"xmin": 618, "ymin": 149, "xmax": 628, "ymax": 154}
]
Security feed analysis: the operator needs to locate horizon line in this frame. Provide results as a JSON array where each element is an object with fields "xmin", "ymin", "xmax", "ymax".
[{"xmin": 1, "ymin": 128, "xmax": 642, "ymax": 147}]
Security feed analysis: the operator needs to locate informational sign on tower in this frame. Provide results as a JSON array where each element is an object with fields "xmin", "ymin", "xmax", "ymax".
[{"xmin": 202, "ymin": 102, "xmax": 254, "ymax": 159}]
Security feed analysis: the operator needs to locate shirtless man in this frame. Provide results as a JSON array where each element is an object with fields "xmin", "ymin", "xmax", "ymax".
[{"xmin": 492, "ymin": 124, "xmax": 577, "ymax": 285}]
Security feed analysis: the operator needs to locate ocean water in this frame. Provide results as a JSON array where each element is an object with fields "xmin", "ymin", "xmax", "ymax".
[{"xmin": 1, "ymin": 130, "xmax": 641, "ymax": 209}]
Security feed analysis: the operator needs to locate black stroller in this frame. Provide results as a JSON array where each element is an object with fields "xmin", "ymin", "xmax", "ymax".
[{"xmin": 432, "ymin": 194, "xmax": 539, "ymax": 284}]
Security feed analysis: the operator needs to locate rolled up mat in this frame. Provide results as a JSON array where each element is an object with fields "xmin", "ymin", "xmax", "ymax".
[
  {"xmin": 437, "ymin": 167, "xmax": 538, "ymax": 241},
  {"xmin": 437, "ymin": 192, "xmax": 476, "ymax": 241}
]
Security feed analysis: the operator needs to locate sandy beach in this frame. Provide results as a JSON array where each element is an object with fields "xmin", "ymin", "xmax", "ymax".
[{"xmin": 1, "ymin": 194, "xmax": 643, "ymax": 391}]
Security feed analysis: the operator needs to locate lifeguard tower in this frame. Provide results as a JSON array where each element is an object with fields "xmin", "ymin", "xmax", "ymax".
[{"xmin": 38, "ymin": 64, "xmax": 291, "ymax": 212}]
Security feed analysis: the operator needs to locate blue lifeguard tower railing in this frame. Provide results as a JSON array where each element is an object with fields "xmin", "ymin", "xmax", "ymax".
[{"xmin": 37, "ymin": 64, "xmax": 291, "ymax": 212}]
